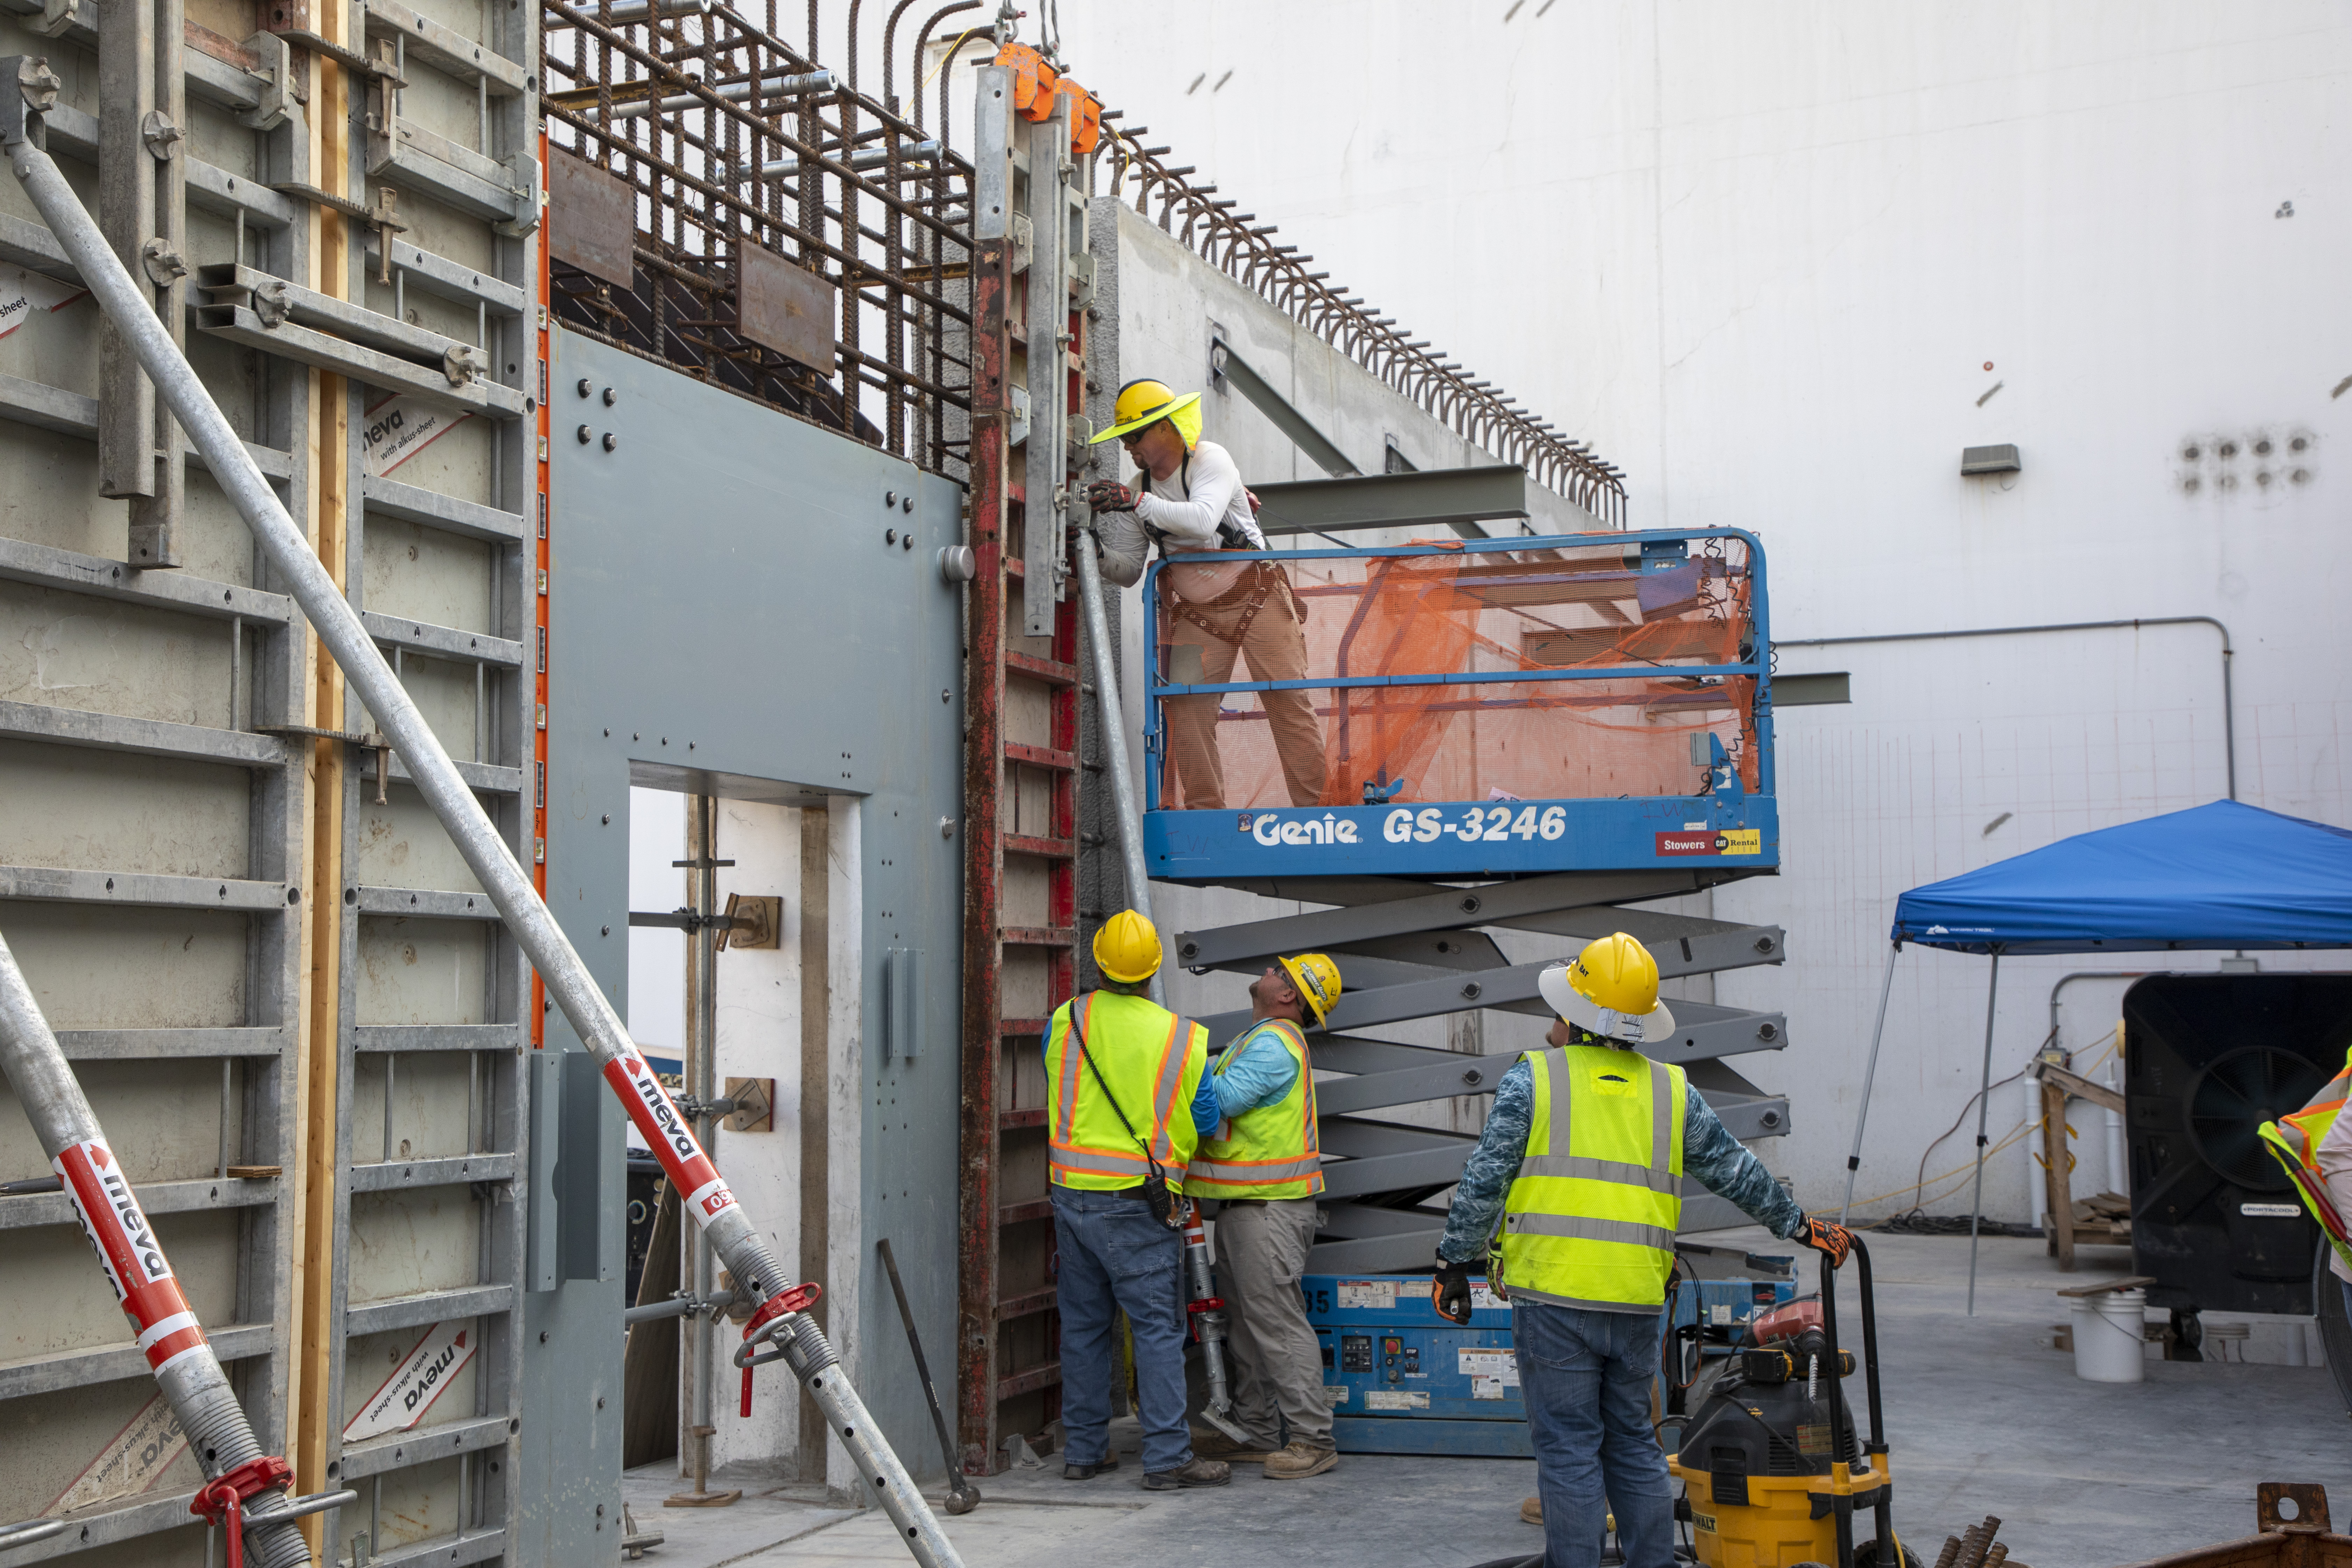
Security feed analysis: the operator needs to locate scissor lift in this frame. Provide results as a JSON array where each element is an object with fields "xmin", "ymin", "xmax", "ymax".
[{"xmin": 1140, "ymin": 527, "xmax": 1794, "ymax": 1272}]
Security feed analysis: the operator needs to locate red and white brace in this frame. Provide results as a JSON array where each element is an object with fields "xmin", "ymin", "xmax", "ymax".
[
  {"xmin": 53, "ymin": 1140, "xmax": 208, "ymax": 1374},
  {"xmin": 602, "ymin": 1045, "xmax": 739, "ymax": 1227}
]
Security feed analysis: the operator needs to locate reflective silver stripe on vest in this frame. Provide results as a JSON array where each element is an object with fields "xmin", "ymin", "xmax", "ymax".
[
  {"xmin": 1188, "ymin": 1155, "xmax": 1323, "ymax": 1182},
  {"xmin": 1053, "ymin": 1147, "xmax": 1149, "ymax": 1176},
  {"xmin": 1503, "ymin": 1212, "xmax": 1676, "ymax": 1252},
  {"xmin": 1504, "ymin": 1284, "xmax": 1664, "ymax": 1316},
  {"xmin": 1516, "ymin": 1154, "xmax": 1679, "ymax": 1193},
  {"xmin": 1541, "ymin": 1046, "xmax": 1676, "ymax": 1171}
]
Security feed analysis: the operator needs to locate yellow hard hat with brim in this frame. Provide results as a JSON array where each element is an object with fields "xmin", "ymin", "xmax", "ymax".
[
  {"xmin": 1093, "ymin": 909, "xmax": 1163, "ymax": 984},
  {"xmin": 1091, "ymin": 378, "xmax": 1203, "ymax": 446},
  {"xmin": 1537, "ymin": 932, "xmax": 1675, "ymax": 1044},
  {"xmin": 1278, "ymin": 952, "xmax": 1342, "ymax": 1027}
]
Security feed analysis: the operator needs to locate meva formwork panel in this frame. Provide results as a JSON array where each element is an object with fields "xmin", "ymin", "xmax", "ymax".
[
  {"xmin": 534, "ymin": 328, "xmax": 964, "ymax": 1552},
  {"xmin": 0, "ymin": 0, "xmax": 538, "ymax": 1555}
]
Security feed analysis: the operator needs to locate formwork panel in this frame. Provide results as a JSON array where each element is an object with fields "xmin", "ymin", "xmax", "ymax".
[
  {"xmin": 355, "ymin": 918, "xmax": 493, "ymax": 1024},
  {"xmin": 354, "ymin": 789, "xmax": 497, "ymax": 891},
  {"xmin": 1, "ymin": 1211, "xmax": 244, "ymax": 1362},
  {"xmin": 4, "ymin": 1382, "xmax": 207, "ymax": 1521},
  {"xmin": 0, "ymin": 905, "xmax": 250, "ymax": 1028},
  {"xmin": 0, "ymin": 1057, "xmax": 243, "ymax": 1185},
  {"xmin": 0, "ymin": 585, "xmax": 240, "ymax": 729},
  {"xmin": 362, "ymin": 522, "xmax": 496, "ymax": 632},
  {"xmin": 347, "ymin": 1190, "xmax": 487, "ymax": 1302},
  {"xmin": 0, "ymin": 742, "xmax": 252, "ymax": 878}
]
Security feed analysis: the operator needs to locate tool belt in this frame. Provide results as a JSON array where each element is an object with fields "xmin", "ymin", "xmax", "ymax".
[{"xmin": 1167, "ymin": 558, "xmax": 1304, "ymax": 646}]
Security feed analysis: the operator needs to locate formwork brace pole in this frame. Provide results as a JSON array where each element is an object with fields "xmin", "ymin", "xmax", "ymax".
[
  {"xmin": 1, "ymin": 65, "xmax": 964, "ymax": 1568},
  {"xmin": 0, "ymin": 931, "xmax": 314, "ymax": 1568},
  {"xmin": 1837, "ymin": 939, "xmax": 1903, "ymax": 1225},
  {"xmin": 1071, "ymin": 529, "xmax": 1162, "ymax": 1004}
]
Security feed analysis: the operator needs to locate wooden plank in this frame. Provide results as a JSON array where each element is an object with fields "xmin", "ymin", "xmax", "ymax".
[
  {"xmin": 2055, "ymin": 1274, "xmax": 2158, "ymax": 1298},
  {"xmin": 2039, "ymin": 1060, "xmax": 2127, "ymax": 1114},
  {"xmin": 2043, "ymin": 1080, "xmax": 2075, "ymax": 1272}
]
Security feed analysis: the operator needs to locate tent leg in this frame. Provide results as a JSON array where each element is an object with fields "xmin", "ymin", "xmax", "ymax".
[
  {"xmin": 1839, "ymin": 941, "xmax": 1903, "ymax": 1224},
  {"xmin": 1966, "ymin": 951, "xmax": 2004, "ymax": 1316}
]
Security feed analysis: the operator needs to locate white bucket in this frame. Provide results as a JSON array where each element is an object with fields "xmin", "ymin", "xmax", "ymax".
[{"xmin": 2073, "ymin": 1288, "xmax": 2148, "ymax": 1382}]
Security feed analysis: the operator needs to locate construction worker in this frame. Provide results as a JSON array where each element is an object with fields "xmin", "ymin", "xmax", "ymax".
[
  {"xmin": 1431, "ymin": 932, "xmax": 1857, "ymax": 1568},
  {"xmin": 1045, "ymin": 909, "xmax": 1231, "ymax": 1492},
  {"xmin": 1186, "ymin": 952, "xmax": 1343, "ymax": 1479},
  {"xmin": 1086, "ymin": 378, "xmax": 1328, "ymax": 811},
  {"xmin": 2259, "ymin": 1046, "xmax": 2352, "ymax": 1322}
]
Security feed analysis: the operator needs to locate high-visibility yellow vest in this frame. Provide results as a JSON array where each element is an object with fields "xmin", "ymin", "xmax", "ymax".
[
  {"xmin": 1044, "ymin": 991, "xmax": 1210, "ymax": 1193},
  {"xmin": 1188, "ymin": 1019, "xmax": 1323, "ymax": 1199},
  {"xmin": 1499, "ymin": 1043, "xmax": 1687, "ymax": 1311},
  {"xmin": 2259, "ymin": 1046, "xmax": 2352, "ymax": 1274}
]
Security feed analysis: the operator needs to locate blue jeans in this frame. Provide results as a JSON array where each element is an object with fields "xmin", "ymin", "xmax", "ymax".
[
  {"xmin": 1515, "ymin": 1299, "xmax": 1673, "ymax": 1568},
  {"xmin": 1051, "ymin": 1186, "xmax": 1192, "ymax": 1474}
]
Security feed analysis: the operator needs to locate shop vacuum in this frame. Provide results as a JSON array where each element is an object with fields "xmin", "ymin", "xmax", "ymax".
[{"xmin": 1470, "ymin": 1239, "xmax": 1911, "ymax": 1568}]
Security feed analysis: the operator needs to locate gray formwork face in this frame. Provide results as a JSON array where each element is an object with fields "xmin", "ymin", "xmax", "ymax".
[
  {"xmin": 530, "ymin": 329, "xmax": 964, "ymax": 1554},
  {"xmin": 0, "ymin": 7, "xmax": 312, "ymax": 1565},
  {"xmin": 0, "ymin": 0, "xmax": 540, "ymax": 1557}
]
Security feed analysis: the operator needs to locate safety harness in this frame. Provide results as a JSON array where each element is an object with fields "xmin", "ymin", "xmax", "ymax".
[{"xmin": 1142, "ymin": 452, "xmax": 1304, "ymax": 645}]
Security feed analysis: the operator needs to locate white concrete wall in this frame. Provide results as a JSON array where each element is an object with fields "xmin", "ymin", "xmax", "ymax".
[{"xmin": 1048, "ymin": 1, "xmax": 2352, "ymax": 1219}]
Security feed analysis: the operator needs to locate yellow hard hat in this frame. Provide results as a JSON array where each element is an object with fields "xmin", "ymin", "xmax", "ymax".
[
  {"xmin": 1093, "ymin": 909, "xmax": 1163, "ymax": 984},
  {"xmin": 1090, "ymin": 378, "xmax": 1204, "ymax": 447},
  {"xmin": 1278, "ymin": 952, "xmax": 1342, "ymax": 1027},
  {"xmin": 1537, "ymin": 932, "xmax": 1675, "ymax": 1044}
]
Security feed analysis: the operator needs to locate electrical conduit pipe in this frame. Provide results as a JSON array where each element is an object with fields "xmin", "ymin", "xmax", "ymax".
[{"xmin": 0, "ymin": 62, "xmax": 962, "ymax": 1568}]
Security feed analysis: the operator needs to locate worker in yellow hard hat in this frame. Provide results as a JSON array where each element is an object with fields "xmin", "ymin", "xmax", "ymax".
[
  {"xmin": 1186, "ymin": 952, "xmax": 1342, "ymax": 1478},
  {"xmin": 1043, "ymin": 910, "xmax": 1231, "ymax": 1491},
  {"xmin": 1085, "ymin": 378, "xmax": 1326, "ymax": 812},
  {"xmin": 1429, "ymin": 932, "xmax": 1856, "ymax": 1568}
]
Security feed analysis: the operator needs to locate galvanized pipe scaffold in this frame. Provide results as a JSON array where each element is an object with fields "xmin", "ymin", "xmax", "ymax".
[{"xmin": 0, "ymin": 56, "xmax": 964, "ymax": 1568}]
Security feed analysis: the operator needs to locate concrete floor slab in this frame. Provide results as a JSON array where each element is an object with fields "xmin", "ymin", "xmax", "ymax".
[{"xmin": 632, "ymin": 1231, "xmax": 2351, "ymax": 1567}]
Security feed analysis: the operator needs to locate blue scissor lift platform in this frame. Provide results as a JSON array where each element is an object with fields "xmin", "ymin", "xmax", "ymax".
[{"xmin": 1140, "ymin": 527, "xmax": 1799, "ymax": 1456}]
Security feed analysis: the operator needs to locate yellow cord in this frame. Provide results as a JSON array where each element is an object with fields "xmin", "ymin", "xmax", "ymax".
[
  {"xmin": 1846, "ymin": 1119, "xmax": 2032, "ymax": 1214},
  {"xmin": 918, "ymin": 25, "xmax": 983, "ymax": 91}
]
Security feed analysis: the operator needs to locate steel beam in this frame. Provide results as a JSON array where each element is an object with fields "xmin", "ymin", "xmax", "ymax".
[
  {"xmin": 1210, "ymin": 336, "xmax": 1360, "ymax": 479},
  {"xmin": 1249, "ymin": 464, "xmax": 1528, "ymax": 538}
]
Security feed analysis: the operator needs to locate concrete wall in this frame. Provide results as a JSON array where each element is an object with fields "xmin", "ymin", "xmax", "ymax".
[{"xmin": 1054, "ymin": 1, "xmax": 2352, "ymax": 1222}]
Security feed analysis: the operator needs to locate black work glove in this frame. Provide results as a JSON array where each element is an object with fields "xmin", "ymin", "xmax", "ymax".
[
  {"xmin": 1432, "ymin": 1257, "xmax": 1475, "ymax": 1325},
  {"xmin": 1799, "ymin": 1215, "xmax": 1856, "ymax": 1268},
  {"xmin": 1086, "ymin": 479, "xmax": 1138, "ymax": 513}
]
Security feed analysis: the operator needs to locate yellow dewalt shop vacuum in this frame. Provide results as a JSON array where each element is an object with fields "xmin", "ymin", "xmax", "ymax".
[{"xmin": 1668, "ymin": 1237, "xmax": 1911, "ymax": 1567}]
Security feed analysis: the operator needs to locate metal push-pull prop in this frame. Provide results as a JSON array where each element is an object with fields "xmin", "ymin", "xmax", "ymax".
[
  {"xmin": 0, "ymin": 57, "xmax": 963, "ymax": 1568},
  {"xmin": 1071, "ymin": 526, "xmax": 1164, "ymax": 1003},
  {"xmin": 0, "ymin": 933, "xmax": 326, "ymax": 1568}
]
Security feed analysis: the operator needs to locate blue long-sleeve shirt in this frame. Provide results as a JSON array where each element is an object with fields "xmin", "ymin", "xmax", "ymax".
[
  {"xmin": 1209, "ymin": 1021, "xmax": 1303, "ymax": 1120},
  {"xmin": 1437, "ymin": 1050, "xmax": 1805, "ymax": 1266}
]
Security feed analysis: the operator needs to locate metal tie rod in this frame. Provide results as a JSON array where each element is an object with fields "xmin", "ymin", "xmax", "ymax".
[
  {"xmin": 610, "ymin": 69, "xmax": 834, "ymax": 120},
  {"xmin": 742, "ymin": 138, "xmax": 938, "ymax": 180},
  {"xmin": 0, "ymin": 933, "xmax": 313, "ymax": 1568},
  {"xmin": 1072, "ymin": 527, "xmax": 1161, "ymax": 1003},
  {"xmin": 0, "ymin": 60, "xmax": 964, "ymax": 1568}
]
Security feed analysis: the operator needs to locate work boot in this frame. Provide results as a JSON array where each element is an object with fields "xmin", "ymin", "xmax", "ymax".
[
  {"xmin": 1521, "ymin": 1496, "xmax": 1542, "ymax": 1525},
  {"xmin": 1062, "ymin": 1455, "xmax": 1119, "ymax": 1480},
  {"xmin": 1141, "ymin": 1456, "xmax": 1232, "ymax": 1490},
  {"xmin": 1262, "ymin": 1441, "xmax": 1338, "ymax": 1479},
  {"xmin": 1191, "ymin": 1429, "xmax": 1280, "ymax": 1463}
]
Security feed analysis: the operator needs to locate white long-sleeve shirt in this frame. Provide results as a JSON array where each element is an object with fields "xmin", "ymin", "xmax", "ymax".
[
  {"xmin": 2317, "ymin": 1094, "xmax": 2352, "ymax": 1283},
  {"xmin": 1095, "ymin": 439, "xmax": 1267, "ymax": 601}
]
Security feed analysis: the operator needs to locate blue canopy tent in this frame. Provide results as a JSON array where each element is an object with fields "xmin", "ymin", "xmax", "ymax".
[{"xmin": 1836, "ymin": 800, "xmax": 2352, "ymax": 1310}]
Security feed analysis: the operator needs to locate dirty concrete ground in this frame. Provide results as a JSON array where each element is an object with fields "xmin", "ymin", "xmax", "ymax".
[{"xmin": 622, "ymin": 1229, "xmax": 2351, "ymax": 1567}]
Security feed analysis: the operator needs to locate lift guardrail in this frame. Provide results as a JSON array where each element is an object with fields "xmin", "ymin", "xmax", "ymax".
[{"xmin": 1140, "ymin": 528, "xmax": 1775, "ymax": 884}]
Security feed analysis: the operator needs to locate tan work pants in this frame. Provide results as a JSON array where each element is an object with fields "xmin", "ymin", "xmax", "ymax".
[
  {"xmin": 1165, "ymin": 584, "xmax": 1327, "ymax": 810},
  {"xmin": 1214, "ymin": 1197, "xmax": 1334, "ymax": 1451}
]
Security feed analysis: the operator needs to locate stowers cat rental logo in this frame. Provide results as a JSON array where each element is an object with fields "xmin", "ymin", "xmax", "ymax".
[
  {"xmin": 1239, "ymin": 811, "xmax": 1364, "ymax": 847},
  {"xmin": 1656, "ymin": 827, "xmax": 1762, "ymax": 857},
  {"xmin": 344, "ymin": 1321, "xmax": 477, "ymax": 1442}
]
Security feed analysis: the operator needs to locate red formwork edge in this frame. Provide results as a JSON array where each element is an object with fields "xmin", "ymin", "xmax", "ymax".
[{"xmin": 957, "ymin": 201, "xmax": 1086, "ymax": 1476}]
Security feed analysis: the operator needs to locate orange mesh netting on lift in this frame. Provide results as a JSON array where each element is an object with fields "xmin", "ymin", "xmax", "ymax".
[{"xmin": 1155, "ymin": 537, "xmax": 1760, "ymax": 813}]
